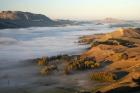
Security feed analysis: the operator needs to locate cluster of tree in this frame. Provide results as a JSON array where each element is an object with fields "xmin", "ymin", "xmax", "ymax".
[
  {"xmin": 38, "ymin": 57, "xmax": 58, "ymax": 75},
  {"xmin": 64, "ymin": 57, "xmax": 100, "ymax": 75},
  {"xmin": 37, "ymin": 54, "xmax": 71, "ymax": 65},
  {"xmin": 37, "ymin": 55, "xmax": 101, "ymax": 76}
]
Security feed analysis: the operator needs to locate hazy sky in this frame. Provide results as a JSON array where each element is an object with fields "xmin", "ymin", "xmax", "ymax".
[{"xmin": 0, "ymin": 0, "xmax": 140, "ymax": 20}]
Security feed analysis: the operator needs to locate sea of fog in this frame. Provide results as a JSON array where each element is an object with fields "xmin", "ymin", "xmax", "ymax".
[
  {"xmin": 0, "ymin": 22, "xmax": 140, "ymax": 89},
  {"xmin": 0, "ymin": 22, "xmax": 140, "ymax": 62}
]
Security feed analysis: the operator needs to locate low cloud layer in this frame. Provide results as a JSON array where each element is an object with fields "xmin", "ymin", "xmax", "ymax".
[{"xmin": 0, "ymin": 22, "xmax": 139, "ymax": 61}]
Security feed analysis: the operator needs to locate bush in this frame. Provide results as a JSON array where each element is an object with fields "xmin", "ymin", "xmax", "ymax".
[
  {"xmin": 91, "ymin": 41, "xmax": 100, "ymax": 47},
  {"xmin": 94, "ymin": 63, "xmax": 100, "ymax": 68},
  {"xmin": 121, "ymin": 53, "xmax": 128, "ymax": 60},
  {"xmin": 64, "ymin": 67, "xmax": 71, "ymax": 75},
  {"xmin": 115, "ymin": 53, "xmax": 123, "ymax": 61},
  {"xmin": 38, "ymin": 57, "xmax": 48, "ymax": 66},
  {"xmin": 90, "ymin": 72, "xmax": 117, "ymax": 82},
  {"xmin": 91, "ymin": 39, "xmax": 136, "ymax": 48},
  {"xmin": 91, "ymin": 40, "xmax": 119, "ymax": 47},
  {"xmin": 114, "ymin": 53, "xmax": 128, "ymax": 61},
  {"xmin": 109, "ymin": 39, "xmax": 136, "ymax": 48},
  {"xmin": 40, "ymin": 65, "xmax": 58, "ymax": 75},
  {"xmin": 40, "ymin": 66, "xmax": 49, "ymax": 75}
]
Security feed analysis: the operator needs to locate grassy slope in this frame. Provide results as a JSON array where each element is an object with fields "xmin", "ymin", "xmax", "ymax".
[{"xmin": 80, "ymin": 28, "xmax": 140, "ymax": 93}]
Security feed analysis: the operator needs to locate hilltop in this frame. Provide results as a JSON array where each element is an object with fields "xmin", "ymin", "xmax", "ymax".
[{"xmin": 98, "ymin": 28, "xmax": 140, "ymax": 41}]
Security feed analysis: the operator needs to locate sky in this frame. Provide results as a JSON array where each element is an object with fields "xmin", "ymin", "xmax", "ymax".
[{"xmin": 0, "ymin": 0, "xmax": 140, "ymax": 20}]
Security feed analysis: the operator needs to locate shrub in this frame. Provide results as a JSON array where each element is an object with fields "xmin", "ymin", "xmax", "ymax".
[
  {"xmin": 90, "ymin": 72, "xmax": 117, "ymax": 82},
  {"xmin": 91, "ymin": 39, "xmax": 137, "ymax": 48},
  {"xmin": 109, "ymin": 39, "xmax": 136, "ymax": 48},
  {"xmin": 91, "ymin": 40, "xmax": 119, "ymax": 47},
  {"xmin": 85, "ymin": 61, "xmax": 95, "ymax": 68},
  {"xmin": 38, "ymin": 57, "xmax": 48, "ymax": 66},
  {"xmin": 40, "ymin": 65, "xmax": 58, "ymax": 75},
  {"xmin": 114, "ymin": 53, "xmax": 123, "ymax": 61},
  {"xmin": 91, "ymin": 41, "xmax": 100, "ymax": 47},
  {"xmin": 40, "ymin": 66, "xmax": 49, "ymax": 75},
  {"xmin": 121, "ymin": 53, "xmax": 128, "ymax": 60},
  {"xmin": 114, "ymin": 53, "xmax": 128, "ymax": 61},
  {"xmin": 94, "ymin": 63, "xmax": 100, "ymax": 68},
  {"xmin": 64, "ymin": 67, "xmax": 71, "ymax": 75}
]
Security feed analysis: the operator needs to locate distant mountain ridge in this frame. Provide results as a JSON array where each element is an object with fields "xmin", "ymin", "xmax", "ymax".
[
  {"xmin": 0, "ymin": 11, "xmax": 57, "ymax": 29},
  {"xmin": 0, "ymin": 11, "xmax": 54, "ymax": 21},
  {"xmin": 0, "ymin": 11, "xmax": 87, "ymax": 29},
  {"xmin": 100, "ymin": 17, "xmax": 125, "ymax": 23}
]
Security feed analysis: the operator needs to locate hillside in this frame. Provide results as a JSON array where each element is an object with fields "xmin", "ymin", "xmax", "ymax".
[
  {"xmin": 80, "ymin": 28, "xmax": 140, "ymax": 93},
  {"xmin": 0, "ymin": 11, "xmax": 56, "ymax": 29},
  {"xmin": 0, "ymin": 11, "xmax": 88, "ymax": 29}
]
